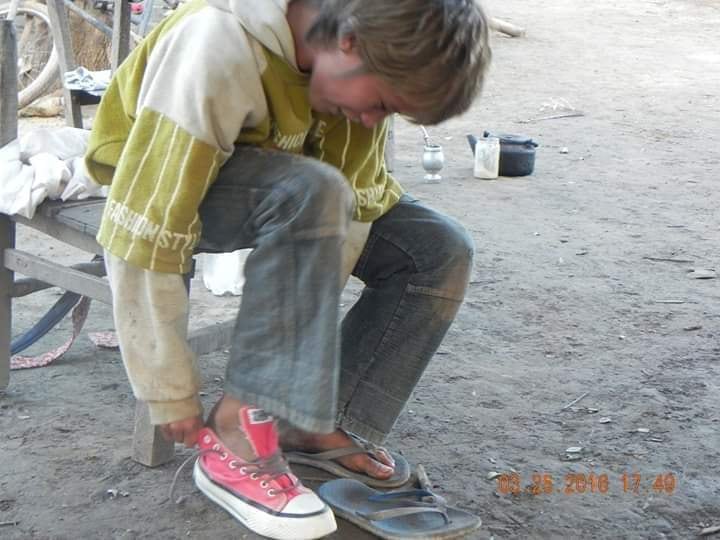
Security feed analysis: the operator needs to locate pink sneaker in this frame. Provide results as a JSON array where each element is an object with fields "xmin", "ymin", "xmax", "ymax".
[{"xmin": 193, "ymin": 407, "xmax": 336, "ymax": 540}]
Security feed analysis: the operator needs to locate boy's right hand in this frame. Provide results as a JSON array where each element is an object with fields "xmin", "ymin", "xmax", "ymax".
[{"xmin": 160, "ymin": 415, "xmax": 205, "ymax": 448}]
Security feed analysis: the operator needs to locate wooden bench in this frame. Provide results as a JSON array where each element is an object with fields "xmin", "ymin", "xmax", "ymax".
[{"xmin": 0, "ymin": 3, "xmax": 234, "ymax": 467}]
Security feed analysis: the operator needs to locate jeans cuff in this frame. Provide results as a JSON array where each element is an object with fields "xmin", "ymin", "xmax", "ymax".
[
  {"xmin": 223, "ymin": 386, "xmax": 336, "ymax": 435},
  {"xmin": 336, "ymin": 414, "xmax": 388, "ymax": 445}
]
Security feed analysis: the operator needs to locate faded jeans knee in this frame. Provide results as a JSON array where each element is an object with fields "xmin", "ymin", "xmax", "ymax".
[
  {"xmin": 279, "ymin": 160, "xmax": 355, "ymax": 239},
  {"xmin": 410, "ymin": 216, "xmax": 475, "ymax": 303}
]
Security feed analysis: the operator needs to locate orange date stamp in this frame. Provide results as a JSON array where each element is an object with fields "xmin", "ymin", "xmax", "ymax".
[{"xmin": 496, "ymin": 472, "xmax": 677, "ymax": 496}]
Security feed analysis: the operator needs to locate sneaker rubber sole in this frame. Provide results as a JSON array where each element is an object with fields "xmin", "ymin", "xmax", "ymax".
[{"xmin": 193, "ymin": 460, "xmax": 337, "ymax": 540}]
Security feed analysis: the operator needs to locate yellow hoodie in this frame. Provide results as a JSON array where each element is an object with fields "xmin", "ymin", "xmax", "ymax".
[{"xmin": 86, "ymin": 0, "xmax": 401, "ymax": 274}]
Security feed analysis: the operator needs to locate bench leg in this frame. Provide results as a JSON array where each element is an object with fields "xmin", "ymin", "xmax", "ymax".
[
  {"xmin": 0, "ymin": 214, "xmax": 15, "ymax": 390},
  {"xmin": 1, "ymin": 21, "xmax": 18, "ymax": 391},
  {"xmin": 132, "ymin": 400, "xmax": 175, "ymax": 467}
]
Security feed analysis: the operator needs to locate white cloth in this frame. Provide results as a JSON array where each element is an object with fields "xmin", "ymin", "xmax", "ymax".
[
  {"xmin": 200, "ymin": 221, "xmax": 372, "ymax": 296},
  {"xmin": 0, "ymin": 127, "xmax": 107, "ymax": 219},
  {"xmin": 63, "ymin": 67, "xmax": 112, "ymax": 97}
]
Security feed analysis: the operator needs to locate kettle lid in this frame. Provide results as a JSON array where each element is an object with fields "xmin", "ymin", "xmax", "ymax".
[{"xmin": 483, "ymin": 131, "xmax": 538, "ymax": 147}]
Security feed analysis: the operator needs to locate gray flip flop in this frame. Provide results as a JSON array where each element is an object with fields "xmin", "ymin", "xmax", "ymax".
[
  {"xmin": 286, "ymin": 431, "xmax": 411, "ymax": 488},
  {"xmin": 318, "ymin": 478, "xmax": 481, "ymax": 540}
]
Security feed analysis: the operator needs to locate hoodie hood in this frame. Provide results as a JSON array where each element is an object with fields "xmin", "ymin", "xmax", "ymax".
[{"xmin": 205, "ymin": 0, "xmax": 296, "ymax": 67}]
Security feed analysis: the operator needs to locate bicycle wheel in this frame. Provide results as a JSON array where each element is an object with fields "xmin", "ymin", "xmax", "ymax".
[{"xmin": 0, "ymin": 1, "xmax": 60, "ymax": 109}]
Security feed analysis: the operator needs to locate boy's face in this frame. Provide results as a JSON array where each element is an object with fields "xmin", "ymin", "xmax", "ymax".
[{"xmin": 308, "ymin": 38, "xmax": 417, "ymax": 128}]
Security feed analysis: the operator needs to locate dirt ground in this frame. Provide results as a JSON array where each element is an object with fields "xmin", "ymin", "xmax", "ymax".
[{"xmin": 2, "ymin": 0, "xmax": 719, "ymax": 538}]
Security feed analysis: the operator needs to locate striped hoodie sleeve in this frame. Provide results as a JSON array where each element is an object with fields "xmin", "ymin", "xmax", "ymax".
[{"xmin": 95, "ymin": 6, "xmax": 267, "ymax": 274}]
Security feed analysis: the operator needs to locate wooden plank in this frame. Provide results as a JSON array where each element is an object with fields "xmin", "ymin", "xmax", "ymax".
[
  {"xmin": 0, "ymin": 20, "xmax": 17, "ymax": 390},
  {"xmin": 0, "ymin": 21, "xmax": 18, "ymax": 148},
  {"xmin": 0, "ymin": 216, "xmax": 14, "ymax": 391},
  {"xmin": 34, "ymin": 199, "xmax": 105, "ymax": 236},
  {"xmin": 13, "ymin": 212, "xmax": 103, "ymax": 255},
  {"xmin": 46, "ymin": 0, "xmax": 83, "ymax": 127},
  {"xmin": 111, "ymin": 0, "xmax": 131, "ymax": 72},
  {"xmin": 132, "ymin": 400, "xmax": 175, "ymax": 467},
  {"xmin": 30, "ymin": 199, "xmax": 105, "ymax": 248},
  {"xmin": 188, "ymin": 319, "xmax": 234, "ymax": 357},
  {"xmin": 3, "ymin": 249, "xmax": 112, "ymax": 304},
  {"xmin": 12, "ymin": 260, "xmax": 105, "ymax": 297}
]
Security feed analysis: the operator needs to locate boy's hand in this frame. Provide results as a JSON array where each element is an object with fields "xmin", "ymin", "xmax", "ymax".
[{"xmin": 160, "ymin": 415, "xmax": 205, "ymax": 447}]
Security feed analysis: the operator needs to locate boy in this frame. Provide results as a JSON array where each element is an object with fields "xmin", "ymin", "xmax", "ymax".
[{"xmin": 85, "ymin": 0, "xmax": 491, "ymax": 537}]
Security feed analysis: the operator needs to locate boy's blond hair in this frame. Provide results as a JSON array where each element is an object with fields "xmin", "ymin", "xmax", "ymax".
[{"xmin": 305, "ymin": 0, "xmax": 492, "ymax": 125}]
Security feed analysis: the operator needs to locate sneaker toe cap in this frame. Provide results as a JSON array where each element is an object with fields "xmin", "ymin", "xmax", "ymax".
[{"xmin": 283, "ymin": 492, "xmax": 327, "ymax": 515}]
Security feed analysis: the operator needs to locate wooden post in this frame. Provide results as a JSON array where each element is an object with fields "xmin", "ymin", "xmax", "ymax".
[
  {"xmin": 0, "ymin": 212, "xmax": 16, "ymax": 391},
  {"xmin": 0, "ymin": 20, "xmax": 17, "ymax": 143},
  {"xmin": 111, "ymin": 0, "xmax": 131, "ymax": 72},
  {"xmin": 46, "ymin": 0, "xmax": 83, "ymax": 127},
  {"xmin": 132, "ymin": 401, "xmax": 175, "ymax": 467},
  {"xmin": 0, "ymin": 20, "xmax": 18, "ymax": 390}
]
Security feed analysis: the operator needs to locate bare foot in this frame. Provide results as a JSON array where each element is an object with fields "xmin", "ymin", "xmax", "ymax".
[
  {"xmin": 280, "ymin": 425, "xmax": 396, "ymax": 480},
  {"xmin": 205, "ymin": 395, "xmax": 256, "ymax": 462}
]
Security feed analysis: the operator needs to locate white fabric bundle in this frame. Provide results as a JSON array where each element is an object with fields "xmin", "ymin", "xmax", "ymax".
[{"xmin": 0, "ymin": 127, "xmax": 107, "ymax": 219}]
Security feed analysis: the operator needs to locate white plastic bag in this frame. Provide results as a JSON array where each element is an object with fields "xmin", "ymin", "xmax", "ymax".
[
  {"xmin": 199, "ymin": 221, "xmax": 372, "ymax": 296},
  {"xmin": 200, "ymin": 250, "xmax": 251, "ymax": 296}
]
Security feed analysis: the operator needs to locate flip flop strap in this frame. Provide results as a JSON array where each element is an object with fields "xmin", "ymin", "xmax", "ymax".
[
  {"xmin": 292, "ymin": 445, "xmax": 368, "ymax": 461},
  {"xmin": 366, "ymin": 489, "xmax": 449, "ymax": 523},
  {"xmin": 291, "ymin": 428, "xmax": 387, "ymax": 462},
  {"xmin": 369, "ymin": 489, "xmax": 448, "ymax": 507},
  {"xmin": 359, "ymin": 505, "xmax": 450, "ymax": 524},
  {"xmin": 339, "ymin": 427, "xmax": 387, "ymax": 460}
]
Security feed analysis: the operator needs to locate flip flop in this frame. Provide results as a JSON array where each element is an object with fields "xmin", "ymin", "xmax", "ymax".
[
  {"xmin": 286, "ymin": 430, "xmax": 412, "ymax": 488},
  {"xmin": 318, "ymin": 478, "xmax": 481, "ymax": 540}
]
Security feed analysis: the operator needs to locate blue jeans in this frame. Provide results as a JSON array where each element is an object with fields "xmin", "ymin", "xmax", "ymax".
[{"xmin": 198, "ymin": 146, "xmax": 474, "ymax": 443}]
